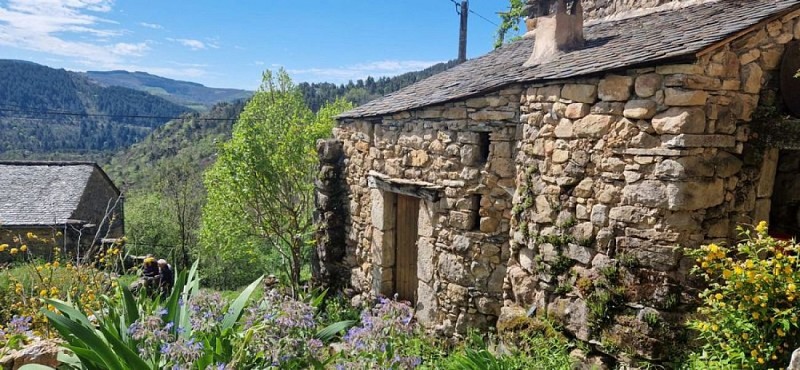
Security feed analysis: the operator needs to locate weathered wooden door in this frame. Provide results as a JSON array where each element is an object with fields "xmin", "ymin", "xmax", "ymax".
[{"xmin": 395, "ymin": 194, "xmax": 419, "ymax": 303}]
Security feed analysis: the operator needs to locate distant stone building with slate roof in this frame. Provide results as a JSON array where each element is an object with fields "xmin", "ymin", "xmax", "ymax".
[
  {"xmin": 0, "ymin": 161, "xmax": 123, "ymax": 260},
  {"xmin": 314, "ymin": 0, "xmax": 800, "ymax": 362}
]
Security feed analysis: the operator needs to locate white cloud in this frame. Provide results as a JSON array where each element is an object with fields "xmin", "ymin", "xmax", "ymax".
[
  {"xmin": 288, "ymin": 60, "xmax": 444, "ymax": 82},
  {"xmin": 205, "ymin": 36, "xmax": 220, "ymax": 49},
  {"xmin": 0, "ymin": 0, "xmax": 213, "ymax": 79},
  {"xmin": 0, "ymin": 0, "xmax": 147, "ymax": 66},
  {"xmin": 111, "ymin": 42, "xmax": 149, "ymax": 56},
  {"xmin": 167, "ymin": 38, "xmax": 209, "ymax": 50},
  {"xmin": 168, "ymin": 61, "xmax": 209, "ymax": 68},
  {"xmin": 139, "ymin": 22, "xmax": 162, "ymax": 29}
]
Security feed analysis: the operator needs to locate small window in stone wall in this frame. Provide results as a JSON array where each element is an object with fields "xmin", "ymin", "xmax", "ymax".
[
  {"xmin": 478, "ymin": 132, "xmax": 490, "ymax": 164},
  {"xmin": 780, "ymin": 40, "xmax": 800, "ymax": 117},
  {"xmin": 471, "ymin": 194, "xmax": 482, "ymax": 231}
]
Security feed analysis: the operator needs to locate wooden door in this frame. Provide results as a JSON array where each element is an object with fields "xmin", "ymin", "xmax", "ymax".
[{"xmin": 395, "ymin": 194, "xmax": 419, "ymax": 303}]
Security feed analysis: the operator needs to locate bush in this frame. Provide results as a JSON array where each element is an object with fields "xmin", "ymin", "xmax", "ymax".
[
  {"xmin": 0, "ymin": 232, "xmax": 120, "ymax": 337},
  {"xmin": 686, "ymin": 222, "xmax": 800, "ymax": 368},
  {"xmin": 334, "ymin": 297, "xmax": 423, "ymax": 368},
  {"xmin": 42, "ymin": 262, "xmax": 266, "ymax": 369}
]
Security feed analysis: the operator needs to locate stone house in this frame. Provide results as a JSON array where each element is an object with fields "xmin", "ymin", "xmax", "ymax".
[
  {"xmin": 0, "ymin": 161, "xmax": 124, "ymax": 261},
  {"xmin": 315, "ymin": 0, "xmax": 800, "ymax": 361}
]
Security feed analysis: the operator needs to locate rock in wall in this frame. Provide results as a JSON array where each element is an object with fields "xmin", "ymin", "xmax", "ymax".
[
  {"xmin": 508, "ymin": 10, "xmax": 800, "ymax": 361},
  {"xmin": 314, "ymin": 139, "xmax": 350, "ymax": 290},
  {"xmin": 527, "ymin": 0, "xmax": 717, "ymax": 21}
]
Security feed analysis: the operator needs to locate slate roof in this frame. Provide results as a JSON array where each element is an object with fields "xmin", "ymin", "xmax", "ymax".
[
  {"xmin": 341, "ymin": 0, "xmax": 800, "ymax": 118},
  {"xmin": 0, "ymin": 162, "xmax": 117, "ymax": 227}
]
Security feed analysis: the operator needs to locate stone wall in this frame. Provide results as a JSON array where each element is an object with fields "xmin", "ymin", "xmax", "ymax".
[
  {"xmin": 0, "ymin": 168, "xmax": 124, "ymax": 263},
  {"xmin": 314, "ymin": 139, "xmax": 349, "ymax": 289},
  {"xmin": 72, "ymin": 168, "xmax": 124, "ymax": 241},
  {"xmin": 0, "ymin": 228, "xmax": 68, "ymax": 263},
  {"xmin": 769, "ymin": 150, "xmax": 800, "ymax": 237},
  {"xmin": 329, "ymin": 88, "xmax": 521, "ymax": 334},
  {"xmin": 582, "ymin": 0, "xmax": 711, "ymax": 20},
  {"xmin": 320, "ymin": 3, "xmax": 800, "ymax": 365},
  {"xmin": 507, "ymin": 10, "xmax": 800, "ymax": 360},
  {"xmin": 529, "ymin": 0, "xmax": 716, "ymax": 21}
]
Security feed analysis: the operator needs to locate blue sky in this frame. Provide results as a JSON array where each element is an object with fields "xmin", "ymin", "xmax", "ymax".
[{"xmin": 0, "ymin": 1, "xmax": 519, "ymax": 90}]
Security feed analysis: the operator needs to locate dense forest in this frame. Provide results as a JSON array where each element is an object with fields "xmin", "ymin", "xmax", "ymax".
[
  {"xmin": 0, "ymin": 60, "xmax": 190, "ymax": 157},
  {"xmin": 106, "ymin": 59, "xmax": 460, "ymax": 187},
  {"xmin": 105, "ymin": 101, "xmax": 246, "ymax": 191},
  {"xmin": 0, "ymin": 59, "xmax": 459, "ymax": 160},
  {"xmin": 298, "ymin": 60, "xmax": 461, "ymax": 111}
]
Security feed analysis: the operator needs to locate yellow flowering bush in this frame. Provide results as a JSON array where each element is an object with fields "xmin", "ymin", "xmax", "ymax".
[
  {"xmin": 0, "ymin": 232, "xmax": 121, "ymax": 338},
  {"xmin": 687, "ymin": 222, "xmax": 800, "ymax": 368}
]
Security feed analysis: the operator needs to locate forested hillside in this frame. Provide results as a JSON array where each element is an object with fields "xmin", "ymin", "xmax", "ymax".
[
  {"xmin": 107, "ymin": 60, "xmax": 460, "ymax": 186},
  {"xmin": 84, "ymin": 70, "xmax": 252, "ymax": 110},
  {"xmin": 0, "ymin": 58, "xmax": 458, "ymax": 163},
  {"xmin": 298, "ymin": 60, "xmax": 460, "ymax": 111},
  {"xmin": 0, "ymin": 60, "xmax": 190, "ymax": 157},
  {"xmin": 105, "ymin": 101, "xmax": 245, "ymax": 191}
]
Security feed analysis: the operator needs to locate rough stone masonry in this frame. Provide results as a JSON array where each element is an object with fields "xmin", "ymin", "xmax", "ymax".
[{"xmin": 315, "ymin": 0, "xmax": 800, "ymax": 363}]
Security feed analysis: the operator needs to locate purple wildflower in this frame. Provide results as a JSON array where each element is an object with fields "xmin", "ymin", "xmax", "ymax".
[{"xmin": 7, "ymin": 316, "xmax": 32, "ymax": 335}]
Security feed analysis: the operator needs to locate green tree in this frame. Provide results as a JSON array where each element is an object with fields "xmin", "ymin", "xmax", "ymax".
[
  {"xmin": 157, "ymin": 154, "xmax": 204, "ymax": 270},
  {"xmin": 125, "ymin": 192, "xmax": 180, "ymax": 257},
  {"xmin": 495, "ymin": 0, "xmax": 526, "ymax": 49},
  {"xmin": 199, "ymin": 69, "xmax": 352, "ymax": 292}
]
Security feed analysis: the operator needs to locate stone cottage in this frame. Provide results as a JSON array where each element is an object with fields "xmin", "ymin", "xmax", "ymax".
[
  {"xmin": 0, "ymin": 161, "xmax": 124, "ymax": 260},
  {"xmin": 315, "ymin": 0, "xmax": 800, "ymax": 361}
]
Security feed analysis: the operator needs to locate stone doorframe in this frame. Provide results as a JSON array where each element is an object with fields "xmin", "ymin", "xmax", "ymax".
[{"xmin": 367, "ymin": 171, "xmax": 441, "ymax": 298}]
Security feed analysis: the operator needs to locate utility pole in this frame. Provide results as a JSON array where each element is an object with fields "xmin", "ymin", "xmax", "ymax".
[{"xmin": 458, "ymin": 0, "xmax": 468, "ymax": 63}]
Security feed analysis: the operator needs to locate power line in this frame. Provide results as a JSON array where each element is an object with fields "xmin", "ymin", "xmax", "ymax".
[
  {"xmin": 469, "ymin": 8, "xmax": 499, "ymax": 26},
  {"xmin": 0, "ymin": 105, "xmax": 239, "ymax": 122},
  {"xmin": 446, "ymin": 0, "xmax": 498, "ymax": 26}
]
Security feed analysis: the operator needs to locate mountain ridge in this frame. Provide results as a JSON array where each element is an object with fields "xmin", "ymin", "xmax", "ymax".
[
  {"xmin": 83, "ymin": 70, "xmax": 252, "ymax": 110},
  {"xmin": 0, "ymin": 59, "xmax": 191, "ymax": 157}
]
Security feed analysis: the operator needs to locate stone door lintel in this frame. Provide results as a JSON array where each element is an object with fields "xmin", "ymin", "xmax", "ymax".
[{"xmin": 367, "ymin": 170, "xmax": 443, "ymax": 202}]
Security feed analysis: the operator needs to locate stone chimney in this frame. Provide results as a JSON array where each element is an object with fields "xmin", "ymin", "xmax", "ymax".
[{"xmin": 523, "ymin": 0, "xmax": 584, "ymax": 66}]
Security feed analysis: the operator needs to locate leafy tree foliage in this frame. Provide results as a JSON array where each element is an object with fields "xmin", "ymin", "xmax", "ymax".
[
  {"xmin": 495, "ymin": 0, "xmax": 526, "ymax": 48},
  {"xmin": 125, "ymin": 191, "xmax": 180, "ymax": 257},
  {"xmin": 199, "ymin": 70, "xmax": 352, "ymax": 292},
  {"xmin": 107, "ymin": 103, "xmax": 245, "ymax": 265},
  {"xmin": 158, "ymin": 154, "xmax": 204, "ymax": 270}
]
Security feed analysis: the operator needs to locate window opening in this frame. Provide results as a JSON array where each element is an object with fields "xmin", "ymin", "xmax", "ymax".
[
  {"xmin": 471, "ymin": 194, "xmax": 482, "ymax": 231},
  {"xmin": 478, "ymin": 132, "xmax": 490, "ymax": 164}
]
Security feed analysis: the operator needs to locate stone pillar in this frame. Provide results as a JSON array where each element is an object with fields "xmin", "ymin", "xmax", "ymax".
[{"xmin": 313, "ymin": 139, "xmax": 349, "ymax": 290}]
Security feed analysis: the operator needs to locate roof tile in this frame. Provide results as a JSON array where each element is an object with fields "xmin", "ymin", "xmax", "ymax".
[
  {"xmin": 341, "ymin": 0, "xmax": 800, "ymax": 118},
  {"xmin": 0, "ymin": 162, "xmax": 97, "ymax": 226}
]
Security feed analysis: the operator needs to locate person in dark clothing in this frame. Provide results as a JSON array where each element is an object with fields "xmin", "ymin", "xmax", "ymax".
[
  {"xmin": 130, "ymin": 255, "xmax": 160, "ymax": 296},
  {"xmin": 157, "ymin": 259, "xmax": 175, "ymax": 297},
  {"xmin": 142, "ymin": 256, "xmax": 159, "ymax": 279}
]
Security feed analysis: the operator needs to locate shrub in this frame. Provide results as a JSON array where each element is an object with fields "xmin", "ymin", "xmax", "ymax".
[
  {"xmin": 334, "ymin": 297, "xmax": 423, "ymax": 369},
  {"xmin": 0, "ymin": 232, "xmax": 119, "ymax": 337},
  {"xmin": 445, "ymin": 319, "xmax": 574, "ymax": 370},
  {"xmin": 239, "ymin": 289, "xmax": 327, "ymax": 368},
  {"xmin": 42, "ymin": 262, "xmax": 266, "ymax": 369},
  {"xmin": 686, "ymin": 222, "xmax": 800, "ymax": 368}
]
